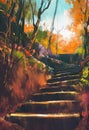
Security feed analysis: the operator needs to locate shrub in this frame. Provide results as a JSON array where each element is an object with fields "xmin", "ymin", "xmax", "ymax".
[{"xmin": 0, "ymin": 44, "xmax": 47, "ymax": 117}]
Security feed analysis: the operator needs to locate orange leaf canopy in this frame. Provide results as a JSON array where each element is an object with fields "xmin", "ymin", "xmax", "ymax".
[{"xmin": 0, "ymin": 0, "xmax": 6, "ymax": 4}]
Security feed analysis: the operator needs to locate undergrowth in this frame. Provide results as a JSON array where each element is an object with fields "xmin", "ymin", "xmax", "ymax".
[{"xmin": 79, "ymin": 65, "xmax": 89, "ymax": 91}]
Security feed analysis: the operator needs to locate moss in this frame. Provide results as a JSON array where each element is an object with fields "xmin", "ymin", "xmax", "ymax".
[{"xmin": 78, "ymin": 66, "xmax": 89, "ymax": 91}]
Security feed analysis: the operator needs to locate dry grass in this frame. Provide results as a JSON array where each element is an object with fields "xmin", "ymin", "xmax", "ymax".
[{"xmin": 0, "ymin": 59, "xmax": 47, "ymax": 117}]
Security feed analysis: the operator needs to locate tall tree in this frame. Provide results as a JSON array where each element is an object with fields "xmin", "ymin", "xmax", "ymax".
[
  {"xmin": 66, "ymin": 0, "xmax": 89, "ymax": 58},
  {"xmin": 48, "ymin": 0, "xmax": 58, "ymax": 53}
]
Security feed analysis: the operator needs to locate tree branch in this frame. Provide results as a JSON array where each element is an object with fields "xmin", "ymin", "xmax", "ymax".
[
  {"xmin": 41, "ymin": 0, "xmax": 51, "ymax": 14},
  {"xmin": 84, "ymin": 0, "xmax": 88, "ymax": 21},
  {"xmin": 28, "ymin": 0, "xmax": 51, "ymax": 44},
  {"xmin": 29, "ymin": 0, "xmax": 35, "ymax": 26}
]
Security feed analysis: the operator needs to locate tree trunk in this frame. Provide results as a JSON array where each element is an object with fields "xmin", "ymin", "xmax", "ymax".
[
  {"xmin": 48, "ymin": 0, "xmax": 58, "ymax": 52},
  {"xmin": 84, "ymin": 25, "xmax": 88, "ymax": 58},
  {"xmin": 29, "ymin": 18, "xmax": 40, "ymax": 46}
]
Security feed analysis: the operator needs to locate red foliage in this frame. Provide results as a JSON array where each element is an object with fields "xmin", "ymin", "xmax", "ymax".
[
  {"xmin": 79, "ymin": 91, "xmax": 89, "ymax": 118},
  {"xmin": 11, "ymin": 17, "xmax": 16, "ymax": 22},
  {"xmin": 80, "ymin": 55, "xmax": 89, "ymax": 68},
  {"xmin": 0, "ymin": 61, "xmax": 47, "ymax": 117},
  {"xmin": 24, "ymin": 49, "xmax": 32, "ymax": 57},
  {"xmin": 75, "ymin": 91, "xmax": 89, "ymax": 130},
  {"xmin": 0, "ymin": 0, "xmax": 6, "ymax": 4}
]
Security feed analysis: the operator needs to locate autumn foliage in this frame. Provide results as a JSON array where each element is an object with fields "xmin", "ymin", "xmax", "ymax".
[
  {"xmin": 0, "ymin": 37, "xmax": 47, "ymax": 130},
  {"xmin": 66, "ymin": 0, "xmax": 89, "ymax": 25},
  {"xmin": 0, "ymin": 0, "xmax": 6, "ymax": 4},
  {"xmin": 0, "ymin": 42, "xmax": 47, "ymax": 117},
  {"xmin": 66, "ymin": 0, "xmax": 89, "ymax": 56},
  {"xmin": 24, "ymin": 24, "xmax": 34, "ymax": 33}
]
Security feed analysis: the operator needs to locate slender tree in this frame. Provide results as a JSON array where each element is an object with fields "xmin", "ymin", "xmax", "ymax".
[
  {"xmin": 84, "ymin": 0, "xmax": 89, "ymax": 57},
  {"xmin": 28, "ymin": 0, "xmax": 51, "ymax": 46},
  {"xmin": 48, "ymin": 0, "xmax": 58, "ymax": 54},
  {"xmin": 11, "ymin": 0, "xmax": 31, "ymax": 44}
]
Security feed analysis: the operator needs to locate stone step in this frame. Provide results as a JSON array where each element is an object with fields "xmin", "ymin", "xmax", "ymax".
[
  {"xmin": 40, "ymin": 85, "xmax": 77, "ymax": 93},
  {"xmin": 6, "ymin": 113, "xmax": 81, "ymax": 130},
  {"xmin": 54, "ymin": 66, "xmax": 82, "ymax": 74},
  {"xmin": 31, "ymin": 91, "xmax": 79, "ymax": 101},
  {"xmin": 47, "ymin": 74, "xmax": 80, "ymax": 83},
  {"xmin": 53, "ymin": 72, "xmax": 81, "ymax": 78},
  {"xmin": 47, "ymin": 79, "xmax": 80, "ymax": 86},
  {"xmin": 53, "ymin": 64, "xmax": 79, "ymax": 69},
  {"xmin": 55, "ymin": 64, "xmax": 81, "ymax": 70},
  {"xmin": 15, "ymin": 100, "xmax": 81, "ymax": 114}
]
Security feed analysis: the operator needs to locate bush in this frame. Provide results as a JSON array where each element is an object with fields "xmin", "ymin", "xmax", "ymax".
[
  {"xmin": 79, "ymin": 66, "xmax": 89, "ymax": 91},
  {"xmin": 0, "ymin": 44, "xmax": 47, "ymax": 117}
]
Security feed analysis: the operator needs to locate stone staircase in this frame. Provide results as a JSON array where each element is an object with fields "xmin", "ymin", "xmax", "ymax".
[{"xmin": 6, "ymin": 64, "xmax": 82, "ymax": 130}]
